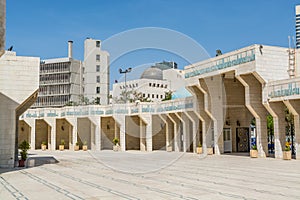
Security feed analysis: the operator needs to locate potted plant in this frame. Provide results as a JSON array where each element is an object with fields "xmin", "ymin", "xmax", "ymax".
[
  {"xmin": 196, "ymin": 142, "xmax": 203, "ymax": 154},
  {"xmin": 82, "ymin": 140, "xmax": 88, "ymax": 151},
  {"xmin": 59, "ymin": 139, "xmax": 65, "ymax": 151},
  {"xmin": 74, "ymin": 142, "xmax": 79, "ymax": 151},
  {"xmin": 19, "ymin": 140, "xmax": 30, "ymax": 167},
  {"xmin": 207, "ymin": 145, "xmax": 214, "ymax": 155},
  {"xmin": 113, "ymin": 138, "xmax": 120, "ymax": 151},
  {"xmin": 250, "ymin": 145, "xmax": 258, "ymax": 158},
  {"xmin": 41, "ymin": 141, "xmax": 47, "ymax": 151},
  {"xmin": 283, "ymin": 144, "xmax": 292, "ymax": 160}
]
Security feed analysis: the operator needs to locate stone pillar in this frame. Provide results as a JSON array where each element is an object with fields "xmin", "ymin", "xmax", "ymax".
[
  {"xmin": 237, "ymin": 74, "xmax": 268, "ymax": 157},
  {"xmin": 89, "ymin": 117, "xmax": 101, "ymax": 151},
  {"xmin": 175, "ymin": 112, "xmax": 187, "ymax": 152},
  {"xmin": 187, "ymin": 86, "xmax": 211, "ymax": 154},
  {"xmin": 185, "ymin": 111, "xmax": 200, "ymax": 153},
  {"xmin": 113, "ymin": 114, "xmax": 126, "ymax": 151},
  {"xmin": 167, "ymin": 113, "xmax": 180, "ymax": 152},
  {"xmin": 198, "ymin": 77, "xmax": 225, "ymax": 155},
  {"xmin": 44, "ymin": 118, "xmax": 56, "ymax": 151},
  {"xmin": 66, "ymin": 117, "xmax": 77, "ymax": 151},
  {"xmin": 0, "ymin": 0, "xmax": 5, "ymax": 57},
  {"xmin": 24, "ymin": 119, "xmax": 36, "ymax": 150},
  {"xmin": 284, "ymin": 100, "xmax": 300, "ymax": 159},
  {"xmin": 140, "ymin": 118, "xmax": 146, "ymax": 151},
  {"xmin": 139, "ymin": 114, "xmax": 152, "ymax": 152},
  {"xmin": 158, "ymin": 114, "xmax": 170, "ymax": 151},
  {"xmin": 266, "ymin": 102, "xmax": 286, "ymax": 159}
]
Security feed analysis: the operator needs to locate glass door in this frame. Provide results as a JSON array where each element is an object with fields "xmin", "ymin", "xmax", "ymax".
[{"xmin": 223, "ymin": 128, "xmax": 232, "ymax": 153}]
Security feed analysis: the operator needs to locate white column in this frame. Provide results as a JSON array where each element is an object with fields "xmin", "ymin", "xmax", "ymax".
[
  {"xmin": 66, "ymin": 117, "xmax": 77, "ymax": 151},
  {"xmin": 24, "ymin": 118, "xmax": 35, "ymax": 150},
  {"xmin": 175, "ymin": 112, "xmax": 187, "ymax": 152},
  {"xmin": 139, "ymin": 114, "xmax": 152, "ymax": 152},
  {"xmin": 167, "ymin": 113, "xmax": 179, "ymax": 152},
  {"xmin": 113, "ymin": 114, "xmax": 126, "ymax": 151},
  {"xmin": 185, "ymin": 111, "xmax": 198, "ymax": 153},
  {"xmin": 140, "ymin": 118, "xmax": 146, "ymax": 151},
  {"xmin": 44, "ymin": 118, "xmax": 56, "ymax": 151},
  {"xmin": 89, "ymin": 117, "xmax": 101, "ymax": 151},
  {"xmin": 158, "ymin": 114, "xmax": 170, "ymax": 151}
]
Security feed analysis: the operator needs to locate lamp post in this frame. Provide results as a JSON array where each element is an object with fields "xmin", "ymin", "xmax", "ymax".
[
  {"xmin": 119, "ymin": 67, "xmax": 132, "ymax": 103},
  {"xmin": 119, "ymin": 68, "xmax": 132, "ymax": 151}
]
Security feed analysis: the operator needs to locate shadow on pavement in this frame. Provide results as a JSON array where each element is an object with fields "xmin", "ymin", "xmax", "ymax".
[{"xmin": 25, "ymin": 156, "xmax": 59, "ymax": 168}]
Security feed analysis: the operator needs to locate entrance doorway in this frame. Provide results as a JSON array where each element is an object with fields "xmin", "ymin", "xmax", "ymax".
[
  {"xmin": 236, "ymin": 127, "xmax": 250, "ymax": 152},
  {"xmin": 223, "ymin": 128, "xmax": 232, "ymax": 153}
]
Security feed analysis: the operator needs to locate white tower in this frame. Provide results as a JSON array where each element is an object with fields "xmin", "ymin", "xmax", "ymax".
[{"xmin": 83, "ymin": 38, "xmax": 110, "ymax": 105}]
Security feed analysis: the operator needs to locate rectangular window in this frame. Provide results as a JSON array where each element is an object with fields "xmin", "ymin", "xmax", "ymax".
[
  {"xmin": 161, "ymin": 95, "xmax": 163, "ymax": 98},
  {"xmin": 96, "ymin": 41, "xmax": 100, "ymax": 48},
  {"xmin": 96, "ymin": 55, "xmax": 100, "ymax": 62},
  {"xmin": 96, "ymin": 87, "xmax": 100, "ymax": 94},
  {"xmin": 96, "ymin": 76, "xmax": 100, "ymax": 83},
  {"xmin": 148, "ymin": 94, "xmax": 150, "ymax": 98},
  {"xmin": 96, "ymin": 65, "xmax": 100, "ymax": 72},
  {"xmin": 152, "ymin": 94, "xmax": 154, "ymax": 98},
  {"xmin": 143, "ymin": 93, "xmax": 145, "ymax": 97}
]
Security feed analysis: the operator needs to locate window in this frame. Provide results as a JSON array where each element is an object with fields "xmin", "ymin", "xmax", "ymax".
[
  {"xmin": 153, "ymin": 83, "xmax": 156, "ymax": 87},
  {"xmin": 156, "ymin": 95, "xmax": 159, "ymax": 98},
  {"xmin": 149, "ymin": 83, "xmax": 152, "ymax": 87},
  {"xmin": 148, "ymin": 94, "xmax": 150, "ymax": 98},
  {"xmin": 96, "ymin": 65, "xmax": 100, "ymax": 72},
  {"xmin": 96, "ymin": 41, "xmax": 100, "ymax": 48},
  {"xmin": 96, "ymin": 87, "xmax": 100, "ymax": 94},
  {"xmin": 96, "ymin": 76, "xmax": 100, "ymax": 83},
  {"xmin": 96, "ymin": 55, "xmax": 100, "ymax": 62},
  {"xmin": 157, "ymin": 84, "xmax": 160, "ymax": 87},
  {"xmin": 152, "ymin": 94, "xmax": 154, "ymax": 98},
  {"xmin": 160, "ymin": 95, "xmax": 163, "ymax": 98},
  {"xmin": 143, "ymin": 93, "xmax": 145, "ymax": 97}
]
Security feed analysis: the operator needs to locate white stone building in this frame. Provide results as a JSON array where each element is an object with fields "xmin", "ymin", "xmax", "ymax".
[
  {"xmin": 84, "ymin": 38, "xmax": 110, "ymax": 105},
  {"xmin": 112, "ymin": 62, "xmax": 185, "ymax": 102},
  {"xmin": 33, "ymin": 41, "xmax": 83, "ymax": 108},
  {"xmin": 0, "ymin": 51, "xmax": 40, "ymax": 168},
  {"xmin": 18, "ymin": 44, "xmax": 300, "ymax": 161}
]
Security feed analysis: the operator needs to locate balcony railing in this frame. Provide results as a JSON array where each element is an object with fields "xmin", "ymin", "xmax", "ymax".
[{"xmin": 20, "ymin": 96, "xmax": 196, "ymax": 119}]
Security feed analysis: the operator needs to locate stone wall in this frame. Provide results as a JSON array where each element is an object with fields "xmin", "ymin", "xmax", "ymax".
[
  {"xmin": 101, "ymin": 117, "xmax": 115, "ymax": 149},
  {"xmin": 18, "ymin": 120, "xmax": 31, "ymax": 146},
  {"xmin": 126, "ymin": 116, "xmax": 140, "ymax": 150},
  {"xmin": 35, "ymin": 120, "xmax": 49, "ymax": 149},
  {"xmin": 152, "ymin": 115, "xmax": 166, "ymax": 150}
]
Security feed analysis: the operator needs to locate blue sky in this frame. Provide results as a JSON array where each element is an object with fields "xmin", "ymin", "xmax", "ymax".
[{"xmin": 6, "ymin": 0, "xmax": 299, "ymax": 84}]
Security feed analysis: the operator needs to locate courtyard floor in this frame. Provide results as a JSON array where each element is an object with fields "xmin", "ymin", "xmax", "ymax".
[{"xmin": 1, "ymin": 150, "xmax": 300, "ymax": 200}]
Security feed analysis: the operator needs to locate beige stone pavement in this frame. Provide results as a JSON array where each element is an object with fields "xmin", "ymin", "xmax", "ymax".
[{"xmin": 1, "ymin": 150, "xmax": 300, "ymax": 200}]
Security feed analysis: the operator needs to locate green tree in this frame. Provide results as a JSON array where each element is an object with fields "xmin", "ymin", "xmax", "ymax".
[
  {"xmin": 162, "ymin": 90, "xmax": 172, "ymax": 101},
  {"xmin": 267, "ymin": 114, "xmax": 274, "ymax": 136}
]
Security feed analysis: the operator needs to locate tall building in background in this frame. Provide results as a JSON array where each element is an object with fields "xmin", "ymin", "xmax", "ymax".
[
  {"xmin": 32, "ymin": 41, "xmax": 83, "ymax": 108},
  {"xmin": 296, "ymin": 5, "xmax": 300, "ymax": 48},
  {"xmin": 84, "ymin": 38, "xmax": 110, "ymax": 105},
  {"xmin": 112, "ymin": 61, "xmax": 185, "ymax": 103}
]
